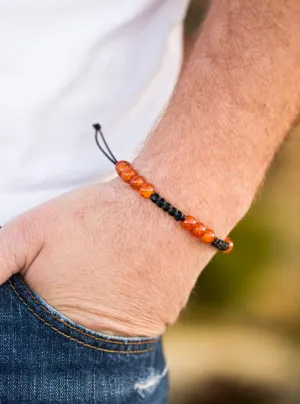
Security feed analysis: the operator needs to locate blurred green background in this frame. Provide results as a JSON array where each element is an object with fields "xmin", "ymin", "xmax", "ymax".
[{"xmin": 166, "ymin": 2, "xmax": 300, "ymax": 403}]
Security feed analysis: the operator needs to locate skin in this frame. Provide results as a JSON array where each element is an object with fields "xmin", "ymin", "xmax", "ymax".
[{"xmin": 0, "ymin": 0, "xmax": 300, "ymax": 337}]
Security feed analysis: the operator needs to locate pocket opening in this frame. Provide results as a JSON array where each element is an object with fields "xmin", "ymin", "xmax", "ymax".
[{"xmin": 9, "ymin": 274, "xmax": 159, "ymax": 355}]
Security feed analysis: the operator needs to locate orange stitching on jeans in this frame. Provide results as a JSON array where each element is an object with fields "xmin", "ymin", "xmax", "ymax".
[
  {"xmin": 9, "ymin": 279, "xmax": 154, "ymax": 355},
  {"xmin": 17, "ymin": 276, "xmax": 157, "ymax": 345}
]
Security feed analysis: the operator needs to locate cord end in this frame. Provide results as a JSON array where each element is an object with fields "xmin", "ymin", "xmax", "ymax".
[{"xmin": 93, "ymin": 123, "xmax": 101, "ymax": 131}]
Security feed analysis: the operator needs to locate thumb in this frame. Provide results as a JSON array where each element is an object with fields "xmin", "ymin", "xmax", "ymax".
[{"xmin": 0, "ymin": 215, "xmax": 44, "ymax": 285}]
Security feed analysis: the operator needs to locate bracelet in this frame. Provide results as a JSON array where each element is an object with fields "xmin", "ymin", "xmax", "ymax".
[{"xmin": 93, "ymin": 124, "xmax": 234, "ymax": 253}]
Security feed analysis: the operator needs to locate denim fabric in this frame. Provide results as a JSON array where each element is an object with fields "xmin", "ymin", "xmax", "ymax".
[{"xmin": 0, "ymin": 275, "xmax": 169, "ymax": 403}]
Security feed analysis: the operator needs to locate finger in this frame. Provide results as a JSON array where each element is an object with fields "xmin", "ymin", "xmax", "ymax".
[{"xmin": 0, "ymin": 215, "xmax": 43, "ymax": 285}]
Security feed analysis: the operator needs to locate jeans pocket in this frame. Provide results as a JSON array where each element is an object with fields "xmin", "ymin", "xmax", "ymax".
[
  {"xmin": 8, "ymin": 274, "xmax": 158, "ymax": 354},
  {"xmin": 1, "ymin": 275, "xmax": 169, "ymax": 403}
]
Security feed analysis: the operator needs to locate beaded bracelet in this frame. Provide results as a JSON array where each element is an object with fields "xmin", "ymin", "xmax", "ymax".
[{"xmin": 94, "ymin": 124, "xmax": 234, "ymax": 253}]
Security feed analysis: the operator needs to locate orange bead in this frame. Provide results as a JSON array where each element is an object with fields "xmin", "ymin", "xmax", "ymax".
[
  {"xmin": 192, "ymin": 222, "xmax": 206, "ymax": 237},
  {"xmin": 115, "ymin": 161, "xmax": 130, "ymax": 176},
  {"xmin": 181, "ymin": 216, "xmax": 196, "ymax": 230},
  {"xmin": 139, "ymin": 183, "xmax": 155, "ymax": 198},
  {"xmin": 130, "ymin": 175, "xmax": 145, "ymax": 190},
  {"xmin": 223, "ymin": 237, "xmax": 234, "ymax": 254},
  {"xmin": 200, "ymin": 229, "xmax": 216, "ymax": 243},
  {"xmin": 121, "ymin": 166, "xmax": 137, "ymax": 182}
]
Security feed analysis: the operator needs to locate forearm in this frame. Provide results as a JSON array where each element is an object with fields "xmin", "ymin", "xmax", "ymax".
[
  {"xmin": 135, "ymin": 0, "xmax": 300, "ymax": 235},
  {"xmin": 105, "ymin": 0, "xmax": 300, "ymax": 328}
]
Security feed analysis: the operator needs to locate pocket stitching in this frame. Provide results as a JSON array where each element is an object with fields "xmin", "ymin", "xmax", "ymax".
[
  {"xmin": 17, "ymin": 276, "xmax": 157, "ymax": 346},
  {"xmin": 9, "ymin": 279, "xmax": 154, "ymax": 355}
]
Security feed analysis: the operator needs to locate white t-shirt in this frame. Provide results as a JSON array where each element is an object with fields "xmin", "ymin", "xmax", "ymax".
[{"xmin": 0, "ymin": 0, "xmax": 189, "ymax": 223}]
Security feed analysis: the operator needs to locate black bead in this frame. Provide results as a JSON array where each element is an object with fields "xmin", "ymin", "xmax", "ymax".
[
  {"xmin": 172, "ymin": 208, "xmax": 179, "ymax": 217},
  {"xmin": 178, "ymin": 212, "xmax": 186, "ymax": 221},
  {"xmin": 157, "ymin": 198, "xmax": 166, "ymax": 208},
  {"xmin": 162, "ymin": 202, "xmax": 171, "ymax": 211},
  {"xmin": 167, "ymin": 207, "xmax": 175, "ymax": 216},
  {"xmin": 174, "ymin": 210, "xmax": 184, "ymax": 221},
  {"xmin": 167, "ymin": 205, "xmax": 173, "ymax": 213},
  {"xmin": 150, "ymin": 193, "xmax": 160, "ymax": 203},
  {"xmin": 161, "ymin": 201, "xmax": 169, "ymax": 210},
  {"xmin": 211, "ymin": 238, "xmax": 229, "ymax": 251}
]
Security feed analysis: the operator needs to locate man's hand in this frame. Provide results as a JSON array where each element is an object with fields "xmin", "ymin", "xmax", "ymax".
[{"xmin": 0, "ymin": 179, "xmax": 217, "ymax": 336}]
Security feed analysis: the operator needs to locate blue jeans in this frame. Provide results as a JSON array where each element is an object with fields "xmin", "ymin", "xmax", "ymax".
[{"xmin": 0, "ymin": 275, "xmax": 169, "ymax": 403}]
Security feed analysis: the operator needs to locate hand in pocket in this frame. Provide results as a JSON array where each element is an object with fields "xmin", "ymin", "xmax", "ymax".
[{"xmin": 0, "ymin": 179, "xmax": 213, "ymax": 337}]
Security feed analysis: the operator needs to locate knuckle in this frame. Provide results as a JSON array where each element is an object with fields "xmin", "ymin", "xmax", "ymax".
[
  {"xmin": 16, "ymin": 216, "xmax": 33, "ymax": 237},
  {"xmin": 6, "ymin": 216, "xmax": 32, "ymax": 253}
]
